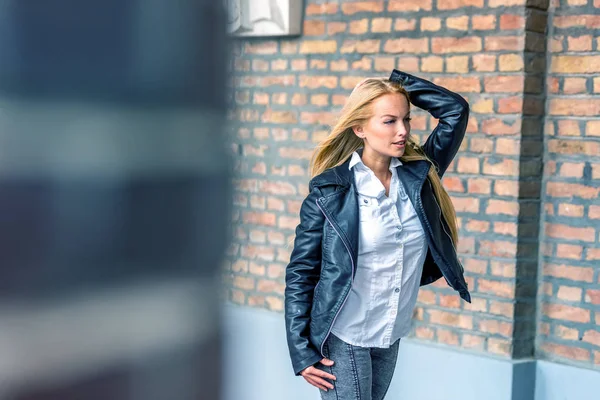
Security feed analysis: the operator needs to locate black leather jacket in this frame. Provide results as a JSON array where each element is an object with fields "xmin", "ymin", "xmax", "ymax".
[{"xmin": 284, "ymin": 69, "xmax": 472, "ymax": 376}]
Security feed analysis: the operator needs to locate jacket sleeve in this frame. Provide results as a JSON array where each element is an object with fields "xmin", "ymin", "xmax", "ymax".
[
  {"xmin": 389, "ymin": 69, "xmax": 469, "ymax": 177},
  {"xmin": 284, "ymin": 182, "xmax": 325, "ymax": 376}
]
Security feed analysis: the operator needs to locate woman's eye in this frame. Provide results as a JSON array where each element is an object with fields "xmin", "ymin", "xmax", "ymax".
[
  {"xmin": 384, "ymin": 119, "xmax": 396, "ymax": 125},
  {"xmin": 404, "ymin": 117, "xmax": 412, "ymax": 122}
]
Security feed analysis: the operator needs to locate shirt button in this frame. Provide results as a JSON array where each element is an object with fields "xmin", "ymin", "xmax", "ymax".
[
  {"xmin": 395, "ymin": 288, "xmax": 400, "ymax": 293},
  {"xmin": 364, "ymin": 199, "xmax": 368, "ymax": 204}
]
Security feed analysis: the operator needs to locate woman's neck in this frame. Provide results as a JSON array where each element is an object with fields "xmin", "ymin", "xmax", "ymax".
[{"xmin": 360, "ymin": 147, "xmax": 391, "ymax": 178}]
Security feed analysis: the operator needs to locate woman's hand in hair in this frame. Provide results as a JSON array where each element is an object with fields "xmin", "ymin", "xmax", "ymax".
[{"xmin": 300, "ymin": 358, "xmax": 336, "ymax": 391}]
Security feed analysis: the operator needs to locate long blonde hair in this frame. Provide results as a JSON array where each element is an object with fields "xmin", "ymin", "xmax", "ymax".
[{"xmin": 310, "ymin": 78, "xmax": 459, "ymax": 244}]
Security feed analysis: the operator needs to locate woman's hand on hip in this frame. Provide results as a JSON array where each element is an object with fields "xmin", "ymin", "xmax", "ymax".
[{"xmin": 300, "ymin": 358, "xmax": 336, "ymax": 391}]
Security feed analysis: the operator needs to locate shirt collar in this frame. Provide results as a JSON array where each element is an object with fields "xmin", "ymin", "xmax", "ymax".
[{"xmin": 348, "ymin": 150, "xmax": 403, "ymax": 171}]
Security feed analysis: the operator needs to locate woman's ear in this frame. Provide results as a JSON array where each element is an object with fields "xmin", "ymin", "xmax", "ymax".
[{"xmin": 352, "ymin": 126, "xmax": 364, "ymax": 139}]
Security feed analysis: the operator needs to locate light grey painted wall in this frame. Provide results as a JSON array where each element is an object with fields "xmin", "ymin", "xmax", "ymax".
[{"xmin": 222, "ymin": 305, "xmax": 599, "ymax": 400}]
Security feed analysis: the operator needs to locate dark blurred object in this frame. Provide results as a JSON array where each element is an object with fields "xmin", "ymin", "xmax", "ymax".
[{"xmin": 0, "ymin": 1, "xmax": 229, "ymax": 399}]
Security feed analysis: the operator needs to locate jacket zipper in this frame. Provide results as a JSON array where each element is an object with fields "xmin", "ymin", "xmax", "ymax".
[{"xmin": 315, "ymin": 199, "xmax": 354, "ymax": 357}]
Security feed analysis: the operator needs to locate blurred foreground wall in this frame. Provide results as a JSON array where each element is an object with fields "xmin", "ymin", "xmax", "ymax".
[{"xmin": 0, "ymin": 1, "xmax": 229, "ymax": 399}]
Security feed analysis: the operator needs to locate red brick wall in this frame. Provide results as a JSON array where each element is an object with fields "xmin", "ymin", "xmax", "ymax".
[
  {"xmin": 538, "ymin": 0, "xmax": 600, "ymax": 368},
  {"xmin": 225, "ymin": 0, "xmax": 599, "ymax": 367}
]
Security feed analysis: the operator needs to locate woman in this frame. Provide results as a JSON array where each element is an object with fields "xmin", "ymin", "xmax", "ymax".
[{"xmin": 284, "ymin": 69, "xmax": 472, "ymax": 399}]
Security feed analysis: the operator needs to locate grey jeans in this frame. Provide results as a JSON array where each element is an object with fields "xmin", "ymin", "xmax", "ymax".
[{"xmin": 316, "ymin": 334, "xmax": 400, "ymax": 400}]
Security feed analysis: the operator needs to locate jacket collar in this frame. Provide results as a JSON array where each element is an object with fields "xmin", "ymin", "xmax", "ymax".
[{"xmin": 311, "ymin": 150, "xmax": 431, "ymax": 190}]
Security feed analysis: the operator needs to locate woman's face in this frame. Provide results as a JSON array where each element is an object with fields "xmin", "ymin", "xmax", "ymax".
[{"xmin": 354, "ymin": 93, "xmax": 411, "ymax": 159}]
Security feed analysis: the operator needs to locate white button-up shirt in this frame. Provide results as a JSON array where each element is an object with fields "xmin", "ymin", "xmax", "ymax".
[{"xmin": 330, "ymin": 151, "xmax": 428, "ymax": 348}]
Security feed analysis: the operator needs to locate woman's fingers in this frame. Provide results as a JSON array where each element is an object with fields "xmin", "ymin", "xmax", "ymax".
[
  {"xmin": 312, "ymin": 366, "xmax": 336, "ymax": 382},
  {"xmin": 304, "ymin": 376, "xmax": 328, "ymax": 391},
  {"xmin": 305, "ymin": 375, "xmax": 334, "ymax": 391}
]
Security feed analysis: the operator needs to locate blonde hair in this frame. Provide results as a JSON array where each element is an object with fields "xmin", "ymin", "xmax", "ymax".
[{"xmin": 310, "ymin": 78, "xmax": 459, "ymax": 244}]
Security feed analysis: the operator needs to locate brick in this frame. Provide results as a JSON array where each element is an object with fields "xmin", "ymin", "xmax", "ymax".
[
  {"xmin": 483, "ymin": 158, "xmax": 519, "ymax": 176},
  {"xmin": 482, "ymin": 118, "xmax": 521, "ymax": 135},
  {"xmin": 494, "ymin": 222, "xmax": 517, "ymax": 237},
  {"xmin": 428, "ymin": 310, "xmax": 473, "ymax": 329},
  {"xmin": 567, "ymin": 0, "xmax": 589, "ymax": 5},
  {"xmin": 233, "ymin": 276, "xmax": 255, "ymax": 291},
  {"xmin": 421, "ymin": 17, "xmax": 442, "ymax": 31},
  {"xmin": 372, "ymin": 18, "xmax": 392, "ymax": 32},
  {"xmin": 415, "ymin": 326, "xmax": 435, "ymax": 340},
  {"xmin": 230, "ymin": 290, "xmax": 245, "ymax": 305},
  {"xmin": 244, "ymin": 41, "xmax": 278, "ymax": 55},
  {"xmin": 473, "ymin": 54, "xmax": 496, "ymax": 72},
  {"xmin": 551, "ymin": 99, "xmax": 600, "ymax": 116},
  {"xmin": 280, "ymin": 41, "xmax": 298, "ymax": 54},
  {"xmin": 555, "ymin": 325, "xmax": 579, "ymax": 341},
  {"xmin": 300, "ymin": 111, "xmax": 336, "ymax": 125},
  {"xmin": 267, "ymin": 197, "xmax": 285, "ymax": 211},
  {"xmin": 489, "ymin": 0, "xmax": 525, "ymax": 5},
  {"xmin": 472, "ymin": 15, "xmax": 496, "ymax": 30},
  {"xmin": 327, "ymin": 22, "xmax": 347, "ymax": 35},
  {"xmin": 291, "ymin": 93, "xmax": 307, "ymax": 106},
  {"xmin": 588, "ymin": 121, "xmax": 600, "ymax": 136},
  {"xmin": 462, "ymin": 334, "xmax": 485, "ymax": 350},
  {"xmin": 490, "ymin": 301, "xmax": 514, "ymax": 318},
  {"xmin": 352, "ymin": 57, "xmax": 373, "ymax": 71},
  {"xmin": 271, "ymin": 59, "xmax": 288, "ymax": 71},
  {"xmin": 309, "ymin": 59, "xmax": 327, "ymax": 70},
  {"xmin": 371, "ymin": 57, "xmax": 393, "ymax": 72},
  {"xmin": 486, "ymin": 199, "xmax": 519, "ymax": 216},
  {"xmin": 478, "ymin": 278, "xmax": 514, "ymax": 298},
  {"xmin": 500, "ymin": 14, "xmax": 525, "ymax": 30},
  {"xmin": 342, "ymin": 39, "xmax": 381, "ymax": 53},
  {"xmin": 478, "ymin": 240, "xmax": 517, "ymax": 257},
  {"xmin": 550, "ymin": 36, "xmax": 563, "ymax": 53},
  {"xmin": 299, "ymin": 75, "xmax": 338, "ymax": 89},
  {"xmin": 468, "ymin": 178, "xmax": 491, "ymax": 194},
  {"xmin": 488, "ymin": 338, "xmax": 511, "ymax": 357},
  {"xmin": 499, "ymin": 54, "xmax": 524, "ymax": 71},
  {"xmin": 432, "ymin": 37, "xmax": 482, "ymax": 53},
  {"xmin": 291, "ymin": 59, "xmax": 307, "ymax": 71},
  {"xmin": 496, "ymin": 138, "xmax": 520, "ymax": 155},
  {"xmin": 437, "ymin": 0, "xmax": 484, "ymax": 9},
  {"xmin": 421, "ymin": 56, "xmax": 444, "ymax": 72},
  {"xmin": 587, "ymin": 248, "xmax": 600, "ymax": 261},
  {"xmin": 304, "ymin": 20, "xmax": 326, "ymax": 36},
  {"xmin": 491, "ymin": 261, "xmax": 516, "ymax": 279},
  {"xmin": 433, "ymin": 77, "xmax": 480, "ymax": 92},
  {"xmin": 541, "ymin": 343, "xmax": 590, "ymax": 362},
  {"xmin": 543, "ymin": 303, "xmax": 590, "ymax": 323},
  {"xmin": 384, "ymin": 38, "xmax": 429, "ymax": 53},
  {"xmin": 442, "ymin": 176, "xmax": 465, "ymax": 192},
  {"xmin": 247, "ymin": 295, "xmax": 265, "ymax": 307},
  {"xmin": 388, "ymin": 0, "xmax": 432, "ymax": 11},
  {"xmin": 479, "ymin": 319, "xmax": 513, "ymax": 337},
  {"xmin": 446, "ymin": 56, "xmax": 469, "ymax": 73},
  {"xmin": 585, "ymin": 289, "xmax": 600, "ymax": 304},
  {"xmin": 394, "ymin": 18, "xmax": 417, "ymax": 31},
  {"xmin": 306, "ymin": 3, "xmax": 338, "ymax": 15},
  {"xmin": 447, "ymin": 16, "xmax": 469, "ymax": 31},
  {"xmin": 466, "ymin": 220, "xmax": 490, "ymax": 233},
  {"xmin": 568, "ymin": 35, "xmax": 593, "ymax": 52},
  {"xmin": 311, "ymin": 94, "xmax": 329, "ymax": 107},
  {"xmin": 557, "ymin": 120, "xmax": 581, "ymax": 137},
  {"xmin": 563, "ymin": 78, "xmax": 587, "ymax": 94},
  {"xmin": 279, "ymin": 147, "xmax": 314, "ymax": 160},
  {"xmin": 552, "ymin": 56, "xmax": 600, "ymax": 73},
  {"xmin": 464, "ymin": 258, "xmax": 488, "ymax": 274},
  {"xmin": 261, "ymin": 109, "xmax": 297, "ymax": 124},
  {"xmin": 450, "ymin": 196, "xmax": 480, "ymax": 212},
  {"xmin": 342, "ymin": 1, "xmax": 385, "ymax": 15},
  {"xmin": 417, "ymin": 289, "xmax": 436, "ymax": 305},
  {"xmin": 470, "ymin": 137, "xmax": 494, "ymax": 153},
  {"xmin": 583, "ymin": 330, "xmax": 600, "ymax": 347},
  {"xmin": 439, "ymin": 294, "xmax": 461, "ymax": 308},
  {"xmin": 457, "ymin": 157, "xmax": 480, "ymax": 173},
  {"xmin": 548, "ymin": 139, "xmax": 600, "ymax": 157},
  {"xmin": 484, "ymin": 76, "xmax": 524, "ymax": 93},
  {"xmin": 300, "ymin": 40, "xmax": 337, "ymax": 54},
  {"xmin": 485, "ymin": 36, "xmax": 523, "ymax": 51},
  {"xmin": 590, "ymin": 205, "xmax": 600, "ymax": 219},
  {"xmin": 556, "ymin": 244, "xmax": 583, "ymax": 259},
  {"xmin": 546, "ymin": 223, "xmax": 595, "ymax": 242},
  {"xmin": 543, "ymin": 263, "xmax": 594, "ymax": 283},
  {"xmin": 557, "ymin": 286, "xmax": 583, "ymax": 302},
  {"xmin": 437, "ymin": 329, "xmax": 460, "ymax": 346},
  {"xmin": 331, "ymin": 59, "xmax": 348, "ymax": 72},
  {"xmin": 457, "ymin": 236, "xmax": 476, "ymax": 254},
  {"xmin": 554, "ymin": 15, "xmax": 600, "ymax": 29},
  {"xmin": 350, "ymin": 19, "xmax": 369, "ymax": 34},
  {"xmin": 546, "ymin": 182, "xmax": 600, "ymax": 199},
  {"xmin": 559, "ymin": 162, "xmax": 585, "ymax": 178}
]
